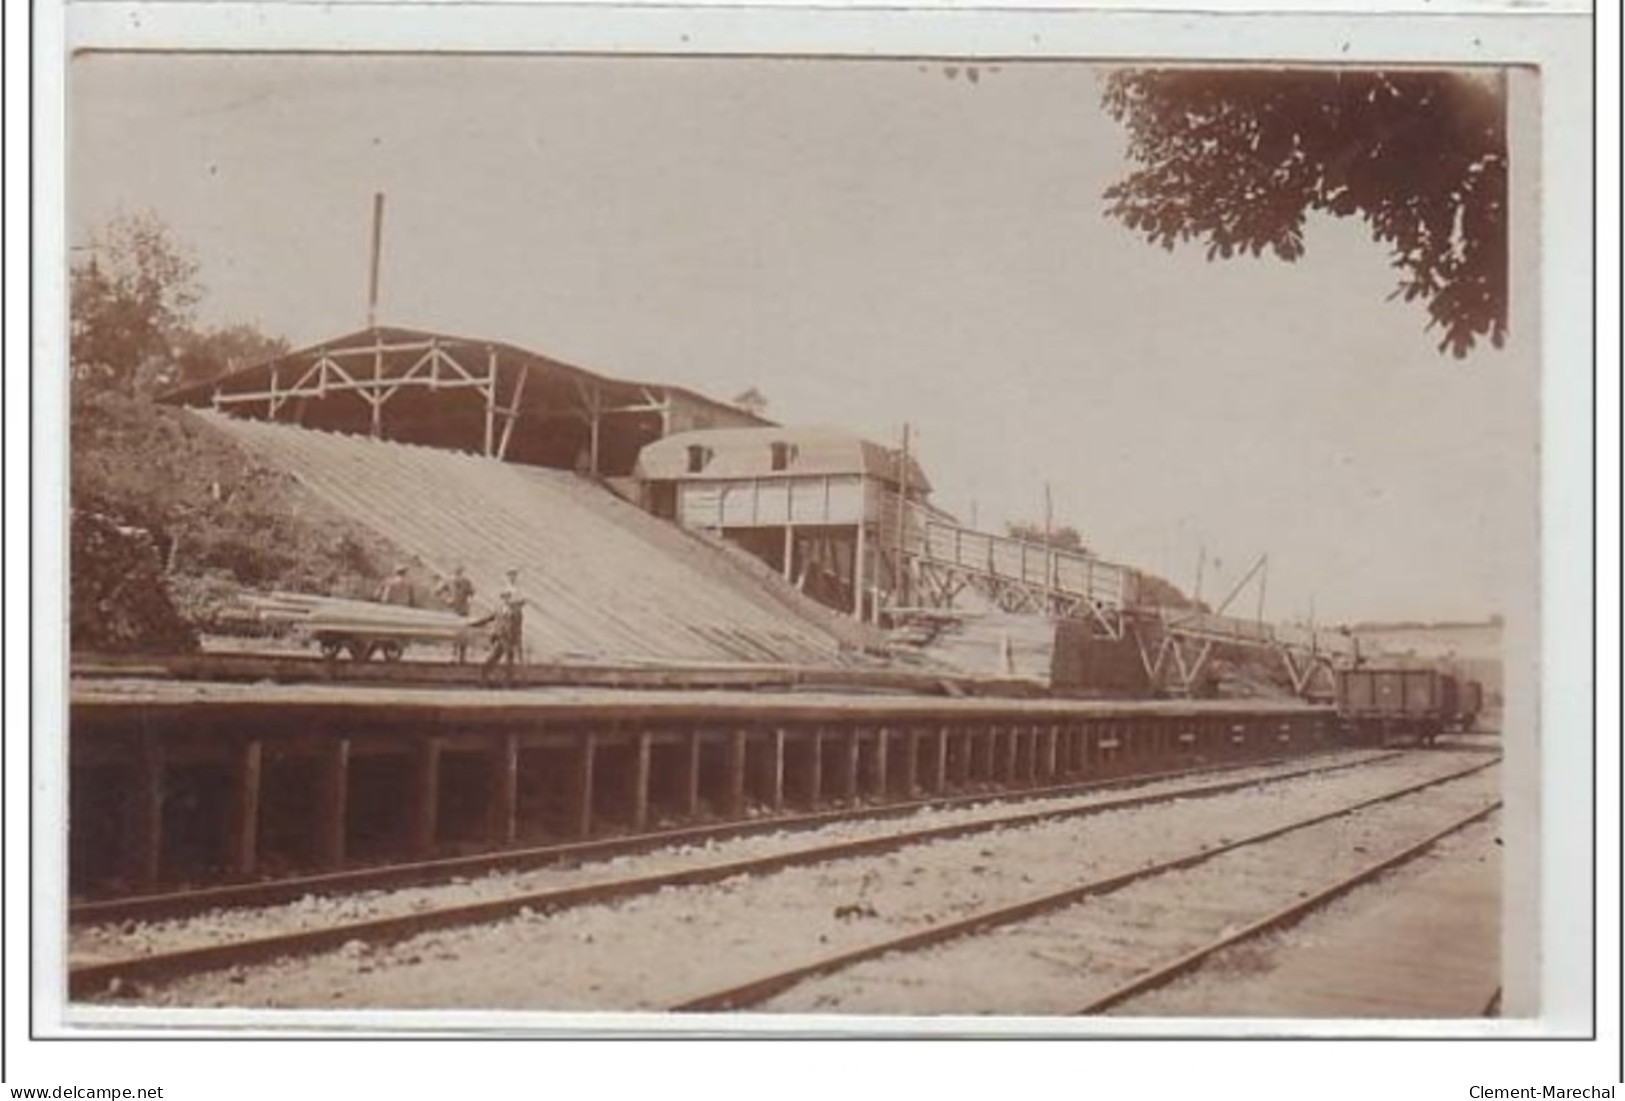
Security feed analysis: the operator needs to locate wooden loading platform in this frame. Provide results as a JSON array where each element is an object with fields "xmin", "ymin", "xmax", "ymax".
[{"xmin": 69, "ymin": 681, "xmax": 1336, "ymax": 897}]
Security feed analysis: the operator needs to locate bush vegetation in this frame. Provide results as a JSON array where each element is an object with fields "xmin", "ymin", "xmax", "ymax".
[{"xmin": 70, "ymin": 391, "xmax": 407, "ymax": 649}]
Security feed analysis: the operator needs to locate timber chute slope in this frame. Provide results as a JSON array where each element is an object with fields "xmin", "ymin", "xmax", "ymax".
[{"xmin": 199, "ymin": 412, "xmax": 875, "ymax": 666}]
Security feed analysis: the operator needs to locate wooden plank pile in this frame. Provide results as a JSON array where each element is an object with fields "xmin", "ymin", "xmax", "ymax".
[{"xmin": 242, "ymin": 591, "xmax": 472, "ymax": 642}]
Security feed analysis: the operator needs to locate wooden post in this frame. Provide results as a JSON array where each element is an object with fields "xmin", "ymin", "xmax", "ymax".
[
  {"xmin": 1004, "ymin": 725, "xmax": 1020, "ymax": 782},
  {"xmin": 682, "ymin": 731, "xmax": 701, "ymax": 817},
  {"xmin": 804, "ymin": 728, "xmax": 824, "ymax": 807},
  {"xmin": 852, "ymin": 521, "xmax": 867, "ymax": 620},
  {"xmin": 901, "ymin": 727, "xmax": 919, "ymax": 797},
  {"xmin": 484, "ymin": 348, "xmax": 498, "ymax": 458},
  {"xmin": 933, "ymin": 726, "xmax": 949, "ymax": 792},
  {"xmin": 631, "ymin": 730, "xmax": 652, "ymax": 831},
  {"xmin": 872, "ymin": 728, "xmax": 890, "ymax": 798},
  {"xmin": 370, "ymin": 343, "xmax": 383, "ymax": 438},
  {"xmin": 782, "ymin": 525, "xmax": 794, "ymax": 581},
  {"xmin": 411, "ymin": 737, "xmax": 441, "ymax": 857},
  {"xmin": 490, "ymin": 733, "xmax": 519, "ymax": 844},
  {"xmin": 496, "ymin": 361, "xmax": 528, "ymax": 461},
  {"xmin": 842, "ymin": 729, "xmax": 860, "ymax": 803},
  {"xmin": 125, "ymin": 732, "xmax": 165, "ymax": 890},
  {"xmin": 587, "ymin": 385, "xmax": 603, "ymax": 475},
  {"xmin": 573, "ymin": 731, "xmax": 596, "ymax": 838},
  {"xmin": 726, "ymin": 729, "xmax": 747, "ymax": 816},
  {"xmin": 769, "ymin": 728, "xmax": 786, "ymax": 812},
  {"xmin": 227, "ymin": 739, "xmax": 263, "ymax": 878},
  {"xmin": 316, "ymin": 738, "xmax": 350, "ymax": 869}
]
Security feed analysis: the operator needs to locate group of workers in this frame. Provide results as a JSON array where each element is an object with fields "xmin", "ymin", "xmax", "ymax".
[{"xmin": 376, "ymin": 562, "xmax": 526, "ymax": 685}]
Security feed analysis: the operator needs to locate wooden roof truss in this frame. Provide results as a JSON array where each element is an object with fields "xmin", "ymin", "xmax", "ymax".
[{"xmin": 210, "ymin": 333, "xmax": 531, "ymax": 458}]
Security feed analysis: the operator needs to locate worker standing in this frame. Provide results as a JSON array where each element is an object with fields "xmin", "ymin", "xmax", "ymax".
[
  {"xmin": 476, "ymin": 568, "xmax": 526, "ymax": 686},
  {"xmin": 436, "ymin": 565, "xmax": 477, "ymax": 663}
]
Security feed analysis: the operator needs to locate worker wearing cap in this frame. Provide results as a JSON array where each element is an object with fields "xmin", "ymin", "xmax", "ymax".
[{"xmin": 474, "ymin": 569, "xmax": 525, "ymax": 686}]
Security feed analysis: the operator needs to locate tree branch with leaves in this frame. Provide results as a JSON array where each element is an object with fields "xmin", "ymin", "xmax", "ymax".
[{"xmin": 1101, "ymin": 69, "xmax": 1506, "ymax": 357}]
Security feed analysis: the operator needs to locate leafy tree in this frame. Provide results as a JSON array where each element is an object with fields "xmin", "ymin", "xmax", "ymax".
[
  {"xmin": 1006, "ymin": 521, "xmax": 1090, "ymax": 555},
  {"xmin": 1102, "ymin": 69, "xmax": 1506, "ymax": 357},
  {"xmin": 70, "ymin": 211, "xmax": 202, "ymax": 394},
  {"xmin": 732, "ymin": 387, "xmax": 770, "ymax": 418},
  {"xmin": 172, "ymin": 323, "xmax": 291, "ymax": 391}
]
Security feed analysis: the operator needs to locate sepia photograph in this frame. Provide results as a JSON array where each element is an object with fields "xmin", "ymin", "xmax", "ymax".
[
  {"xmin": 34, "ymin": 5, "xmax": 1605, "ymax": 1077},
  {"xmin": 58, "ymin": 47, "xmax": 1539, "ymax": 1026}
]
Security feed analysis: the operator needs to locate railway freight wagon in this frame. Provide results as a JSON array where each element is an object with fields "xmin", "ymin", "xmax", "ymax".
[{"xmin": 1336, "ymin": 667, "xmax": 1481, "ymax": 746}]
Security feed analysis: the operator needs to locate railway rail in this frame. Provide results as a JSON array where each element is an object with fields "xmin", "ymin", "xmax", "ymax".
[
  {"xmin": 670, "ymin": 756, "xmax": 1498, "ymax": 1012},
  {"xmin": 1068, "ymin": 802, "xmax": 1498, "ymax": 1014},
  {"xmin": 70, "ymin": 749, "xmax": 1413, "ymax": 1001}
]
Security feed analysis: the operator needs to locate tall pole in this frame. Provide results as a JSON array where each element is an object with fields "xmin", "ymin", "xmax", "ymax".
[
  {"xmin": 1043, "ymin": 482, "xmax": 1054, "ymax": 614},
  {"xmin": 1194, "ymin": 544, "xmax": 1206, "ymax": 606},
  {"xmin": 1256, "ymin": 554, "xmax": 1269, "ymax": 623},
  {"xmin": 853, "ymin": 516, "xmax": 867, "ymax": 621},
  {"xmin": 367, "ymin": 192, "xmax": 385, "ymax": 329},
  {"xmin": 893, "ymin": 423, "xmax": 910, "ymax": 610}
]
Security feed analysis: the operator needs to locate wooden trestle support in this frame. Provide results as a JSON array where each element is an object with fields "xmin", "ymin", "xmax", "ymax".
[{"xmin": 68, "ymin": 695, "xmax": 1334, "ymax": 895}]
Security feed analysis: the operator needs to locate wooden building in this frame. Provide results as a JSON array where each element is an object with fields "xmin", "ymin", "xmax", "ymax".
[
  {"xmin": 635, "ymin": 426, "xmax": 934, "ymax": 620},
  {"xmin": 161, "ymin": 325, "xmax": 766, "ymax": 477}
]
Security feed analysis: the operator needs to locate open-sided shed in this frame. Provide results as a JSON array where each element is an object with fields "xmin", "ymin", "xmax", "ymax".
[{"xmin": 161, "ymin": 325, "xmax": 766, "ymax": 477}]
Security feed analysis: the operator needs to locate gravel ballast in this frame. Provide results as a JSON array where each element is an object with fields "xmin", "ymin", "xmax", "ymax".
[{"xmin": 81, "ymin": 752, "xmax": 1496, "ymax": 1016}]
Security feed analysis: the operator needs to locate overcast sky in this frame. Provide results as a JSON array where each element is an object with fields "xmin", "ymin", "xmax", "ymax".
[{"xmin": 67, "ymin": 53, "xmax": 1536, "ymax": 625}]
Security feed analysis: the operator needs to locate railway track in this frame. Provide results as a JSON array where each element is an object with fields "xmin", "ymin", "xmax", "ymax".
[
  {"xmin": 73, "ymin": 749, "xmax": 1390, "ymax": 927},
  {"xmin": 706, "ymin": 759, "xmax": 1499, "ymax": 1015},
  {"xmin": 71, "ymin": 749, "xmax": 1412, "ymax": 1000},
  {"xmin": 1069, "ymin": 802, "xmax": 1498, "ymax": 1014}
]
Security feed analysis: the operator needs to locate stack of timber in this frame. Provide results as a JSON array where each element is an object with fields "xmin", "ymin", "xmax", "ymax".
[
  {"xmin": 242, "ymin": 592, "xmax": 471, "ymax": 643},
  {"xmin": 196, "ymin": 414, "xmax": 878, "ymax": 666}
]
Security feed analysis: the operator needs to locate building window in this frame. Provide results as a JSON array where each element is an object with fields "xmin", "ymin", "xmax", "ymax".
[
  {"xmin": 686, "ymin": 445, "xmax": 713, "ymax": 473},
  {"xmin": 770, "ymin": 441, "xmax": 796, "ymax": 471}
]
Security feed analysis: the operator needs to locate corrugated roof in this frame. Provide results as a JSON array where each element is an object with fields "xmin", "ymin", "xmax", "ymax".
[
  {"xmin": 199, "ymin": 413, "xmax": 874, "ymax": 666},
  {"xmin": 636, "ymin": 426, "xmax": 932, "ymax": 492}
]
